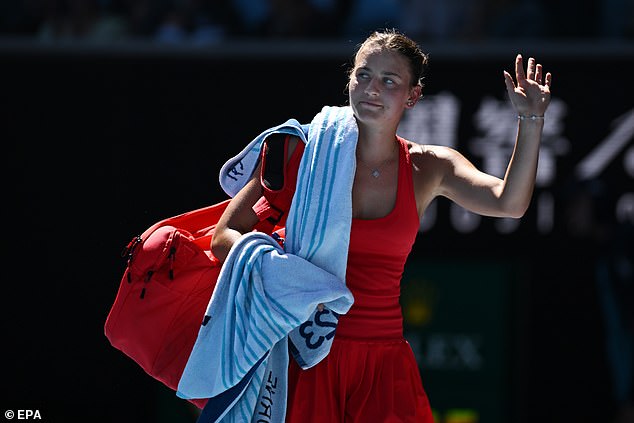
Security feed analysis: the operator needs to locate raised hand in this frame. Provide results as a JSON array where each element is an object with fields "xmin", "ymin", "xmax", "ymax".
[{"xmin": 504, "ymin": 54, "xmax": 552, "ymax": 117}]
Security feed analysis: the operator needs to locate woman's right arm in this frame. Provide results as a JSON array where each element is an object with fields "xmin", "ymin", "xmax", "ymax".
[
  {"xmin": 211, "ymin": 162, "xmax": 264, "ymax": 262},
  {"xmin": 212, "ymin": 135, "xmax": 300, "ymax": 262}
]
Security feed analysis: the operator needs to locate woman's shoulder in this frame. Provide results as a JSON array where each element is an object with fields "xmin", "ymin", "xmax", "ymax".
[
  {"xmin": 405, "ymin": 140, "xmax": 458, "ymax": 167},
  {"xmin": 402, "ymin": 140, "xmax": 454, "ymax": 209}
]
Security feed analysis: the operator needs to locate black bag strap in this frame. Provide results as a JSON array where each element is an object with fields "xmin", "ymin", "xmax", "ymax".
[{"xmin": 261, "ymin": 133, "xmax": 287, "ymax": 191}]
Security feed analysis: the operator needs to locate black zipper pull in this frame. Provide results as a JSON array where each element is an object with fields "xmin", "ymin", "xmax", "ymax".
[
  {"xmin": 140, "ymin": 270, "xmax": 154, "ymax": 299},
  {"xmin": 122, "ymin": 235, "xmax": 142, "ymax": 261},
  {"xmin": 122, "ymin": 236, "xmax": 142, "ymax": 283}
]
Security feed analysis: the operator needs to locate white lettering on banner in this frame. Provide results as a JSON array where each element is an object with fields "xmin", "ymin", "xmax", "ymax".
[
  {"xmin": 575, "ymin": 108, "xmax": 634, "ymax": 226},
  {"xmin": 399, "ymin": 91, "xmax": 460, "ymax": 148},
  {"xmin": 402, "ymin": 94, "xmax": 631, "ymax": 235},
  {"xmin": 576, "ymin": 109, "xmax": 634, "ymax": 180},
  {"xmin": 469, "ymin": 96, "xmax": 570, "ymax": 186}
]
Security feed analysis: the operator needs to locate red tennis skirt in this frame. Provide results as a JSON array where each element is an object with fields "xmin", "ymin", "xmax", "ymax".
[{"xmin": 286, "ymin": 337, "xmax": 433, "ymax": 423}]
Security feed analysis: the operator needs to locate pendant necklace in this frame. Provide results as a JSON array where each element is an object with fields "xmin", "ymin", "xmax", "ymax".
[{"xmin": 357, "ymin": 143, "xmax": 397, "ymax": 178}]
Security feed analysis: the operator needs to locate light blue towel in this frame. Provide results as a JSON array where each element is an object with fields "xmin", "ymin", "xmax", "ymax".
[
  {"xmin": 177, "ymin": 105, "xmax": 359, "ymax": 422},
  {"xmin": 285, "ymin": 105, "xmax": 359, "ymax": 368},
  {"xmin": 218, "ymin": 119, "xmax": 309, "ymax": 198},
  {"xmin": 176, "ymin": 232, "xmax": 353, "ymax": 422}
]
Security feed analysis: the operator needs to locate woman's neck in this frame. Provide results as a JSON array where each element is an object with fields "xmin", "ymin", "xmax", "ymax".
[{"xmin": 356, "ymin": 125, "xmax": 399, "ymax": 163}]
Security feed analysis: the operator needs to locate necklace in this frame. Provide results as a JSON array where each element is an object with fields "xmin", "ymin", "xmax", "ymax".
[{"xmin": 357, "ymin": 143, "xmax": 398, "ymax": 178}]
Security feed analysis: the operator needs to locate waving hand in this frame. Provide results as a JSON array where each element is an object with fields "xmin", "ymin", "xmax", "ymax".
[{"xmin": 504, "ymin": 54, "xmax": 552, "ymax": 117}]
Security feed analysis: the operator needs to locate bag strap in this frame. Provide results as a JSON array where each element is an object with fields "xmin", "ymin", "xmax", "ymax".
[
  {"xmin": 253, "ymin": 134, "xmax": 304, "ymax": 234},
  {"xmin": 261, "ymin": 133, "xmax": 286, "ymax": 191}
]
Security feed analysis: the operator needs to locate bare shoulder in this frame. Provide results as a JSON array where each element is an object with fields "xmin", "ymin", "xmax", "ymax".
[
  {"xmin": 407, "ymin": 141, "xmax": 458, "ymax": 171},
  {"xmin": 405, "ymin": 141, "xmax": 458, "ymax": 211}
]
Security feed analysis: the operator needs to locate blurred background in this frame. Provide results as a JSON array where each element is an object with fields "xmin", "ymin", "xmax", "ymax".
[{"xmin": 2, "ymin": 0, "xmax": 633, "ymax": 422}]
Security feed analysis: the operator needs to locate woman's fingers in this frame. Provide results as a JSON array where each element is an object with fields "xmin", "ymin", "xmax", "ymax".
[
  {"xmin": 535, "ymin": 63, "xmax": 543, "ymax": 85},
  {"xmin": 504, "ymin": 70, "xmax": 516, "ymax": 93},
  {"xmin": 545, "ymin": 72, "xmax": 553, "ymax": 88},
  {"xmin": 508, "ymin": 55, "xmax": 553, "ymax": 96},
  {"xmin": 515, "ymin": 54, "xmax": 526, "ymax": 82},
  {"xmin": 516, "ymin": 54, "xmax": 550, "ymax": 88},
  {"xmin": 526, "ymin": 57, "xmax": 536, "ymax": 81}
]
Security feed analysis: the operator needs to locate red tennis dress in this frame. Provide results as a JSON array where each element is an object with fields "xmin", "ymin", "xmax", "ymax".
[{"xmin": 285, "ymin": 136, "xmax": 434, "ymax": 423}]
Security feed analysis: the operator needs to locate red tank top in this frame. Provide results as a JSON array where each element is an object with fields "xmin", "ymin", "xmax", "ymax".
[{"xmin": 337, "ymin": 136, "xmax": 420, "ymax": 340}]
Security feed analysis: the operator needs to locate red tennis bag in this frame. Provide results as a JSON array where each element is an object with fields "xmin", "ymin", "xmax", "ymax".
[
  {"xmin": 104, "ymin": 134, "xmax": 301, "ymax": 408},
  {"xmin": 105, "ymin": 201, "xmax": 232, "ymax": 408}
]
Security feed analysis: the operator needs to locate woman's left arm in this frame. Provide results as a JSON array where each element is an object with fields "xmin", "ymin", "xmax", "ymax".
[{"xmin": 434, "ymin": 54, "xmax": 552, "ymax": 218}]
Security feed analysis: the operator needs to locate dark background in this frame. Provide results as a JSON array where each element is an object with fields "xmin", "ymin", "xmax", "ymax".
[{"xmin": 2, "ymin": 3, "xmax": 633, "ymax": 420}]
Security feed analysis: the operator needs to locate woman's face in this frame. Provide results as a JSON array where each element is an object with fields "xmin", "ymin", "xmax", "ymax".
[{"xmin": 348, "ymin": 47, "xmax": 419, "ymax": 129}]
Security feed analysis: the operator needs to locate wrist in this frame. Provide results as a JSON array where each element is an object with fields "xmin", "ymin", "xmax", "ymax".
[{"xmin": 517, "ymin": 114, "xmax": 544, "ymax": 121}]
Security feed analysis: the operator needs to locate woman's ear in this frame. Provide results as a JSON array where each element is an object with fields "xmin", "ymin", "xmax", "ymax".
[{"xmin": 406, "ymin": 85, "xmax": 423, "ymax": 108}]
